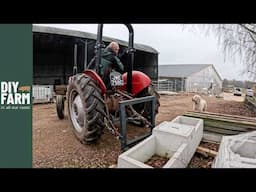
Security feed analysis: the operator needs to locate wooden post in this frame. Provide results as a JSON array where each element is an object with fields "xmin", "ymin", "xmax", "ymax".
[{"xmin": 196, "ymin": 146, "xmax": 218, "ymax": 157}]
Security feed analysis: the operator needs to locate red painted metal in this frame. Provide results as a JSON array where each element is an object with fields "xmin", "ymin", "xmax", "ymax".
[
  {"xmin": 121, "ymin": 71, "xmax": 151, "ymax": 95},
  {"xmin": 83, "ymin": 70, "xmax": 107, "ymax": 94}
]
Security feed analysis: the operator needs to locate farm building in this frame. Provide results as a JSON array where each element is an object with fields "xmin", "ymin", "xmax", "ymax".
[
  {"xmin": 33, "ymin": 25, "xmax": 159, "ymax": 86},
  {"xmin": 158, "ymin": 64, "xmax": 222, "ymax": 94}
]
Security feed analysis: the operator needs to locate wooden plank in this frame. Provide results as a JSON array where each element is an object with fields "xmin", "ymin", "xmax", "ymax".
[
  {"xmin": 204, "ymin": 126, "xmax": 243, "ymax": 135},
  {"xmin": 246, "ymin": 97, "xmax": 256, "ymax": 107},
  {"xmin": 196, "ymin": 146, "xmax": 218, "ymax": 157},
  {"xmin": 204, "ymin": 120, "xmax": 256, "ymax": 132},
  {"xmin": 185, "ymin": 111, "xmax": 256, "ymax": 122},
  {"xmin": 187, "ymin": 111, "xmax": 256, "ymax": 121},
  {"xmin": 184, "ymin": 113, "xmax": 256, "ymax": 127},
  {"xmin": 203, "ymin": 131, "xmax": 222, "ymax": 143},
  {"xmin": 184, "ymin": 111, "xmax": 256, "ymax": 136},
  {"xmin": 186, "ymin": 111, "xmax": 256, "ymax": 122},
  {"xmin": 185, "ymin": 115, "xmax": 256, "ymax": 133}
]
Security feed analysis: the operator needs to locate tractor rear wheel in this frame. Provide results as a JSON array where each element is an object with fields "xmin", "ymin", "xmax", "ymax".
[{"xmin": 67, "ymin": 73, "xmax": 106, "ymax": 143}]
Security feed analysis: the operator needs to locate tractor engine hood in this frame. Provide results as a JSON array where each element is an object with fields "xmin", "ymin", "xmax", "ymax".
[{"xmin": 121, "ymin": 71, "xmax": 151, "ymax": 96}]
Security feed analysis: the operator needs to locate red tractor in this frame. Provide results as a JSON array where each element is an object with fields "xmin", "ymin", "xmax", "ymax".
[{"xmin": 57, "ymin": 24, "xmax": 160, "ymax": 149}]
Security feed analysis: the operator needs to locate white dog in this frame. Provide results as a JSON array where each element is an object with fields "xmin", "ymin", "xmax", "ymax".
[{"xmin": 192, "ymin": 94, "xmax": 207, "ymax": 112}]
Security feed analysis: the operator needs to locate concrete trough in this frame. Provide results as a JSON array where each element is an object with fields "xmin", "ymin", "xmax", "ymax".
[
  {"xmin": 118, "ymin": 116, "xmax": 203, "ymax": 168},
  {"xmin": 213, "ymin": 131, "xmax": 256, "ymax": 168},
  {"xmin": 153, "ymin": 116, "xmax": 203, "ymax": 160},
  {"xmin": 118, "ymin": 135, "xmax": 189, "ymax": 168}
]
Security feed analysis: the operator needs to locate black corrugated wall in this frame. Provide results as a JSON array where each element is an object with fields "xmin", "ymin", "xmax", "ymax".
[{"xmin": 33, "ymin": 32, "xmax": 158, "ymax": 85}]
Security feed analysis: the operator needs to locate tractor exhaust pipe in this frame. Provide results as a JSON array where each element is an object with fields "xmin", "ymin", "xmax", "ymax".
[
  {"xmin": 73, "ymin": 43, "xmax": 78, "ymax": 75},
  {"xmin": 125, "ymin": 24, "xmax": 135, "ymax": 94},
  {"xmin": 95, "ymin": 24, "xmax": 103, "ymax": 75}
]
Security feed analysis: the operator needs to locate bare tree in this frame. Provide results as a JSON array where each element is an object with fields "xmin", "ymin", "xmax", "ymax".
[{"xmin": 190, "ymin": 24, "xmax": 256, "ymax": 79}]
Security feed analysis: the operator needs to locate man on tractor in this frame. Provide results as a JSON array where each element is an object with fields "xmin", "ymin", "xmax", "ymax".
[
  {"xmin": 63, "ymin": 24, "xmax": 160, "ymax": 147},
  {"xmin": 100, "ymin": 41, "xmax": 124, "ymax": 90}
]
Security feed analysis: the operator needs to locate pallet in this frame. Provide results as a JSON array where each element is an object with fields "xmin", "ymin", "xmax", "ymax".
[{"xmin": 184, "ymin": 111, "xmax": 256, "ymax": 136}]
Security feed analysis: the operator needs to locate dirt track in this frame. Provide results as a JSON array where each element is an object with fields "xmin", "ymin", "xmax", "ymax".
[{"xmin": 33, "ymin": 93, "xmax": 256, "ymax": 168}]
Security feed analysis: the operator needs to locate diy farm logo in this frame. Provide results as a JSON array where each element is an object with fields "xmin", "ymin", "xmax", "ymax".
[{"xmin": 0, "ymin": 81, "xmax": 31, "ymax": 110}]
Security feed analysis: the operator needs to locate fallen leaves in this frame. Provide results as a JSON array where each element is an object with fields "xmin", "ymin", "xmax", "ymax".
[{"xmin": 145, "ymin": 154, "xmax": 169, "ymax": 168}]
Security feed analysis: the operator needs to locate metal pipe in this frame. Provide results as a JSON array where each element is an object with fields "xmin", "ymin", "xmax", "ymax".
[
  {"xmin": 120, "ymin": 104, "xmax": 127, "ymax": 150},
  {"xmin": 84, "ymin": 40, "xmax": 88, "ymax": 70},
  {"xmin": 125, "ymin": 24, "xmax": 135, "ymax": 94},
  {"xmin": 118, "ymin": 95, "xmax": 155, "ymax": 151},
  {"xmin": 95, "ymin": 24, "xmax": 103, "ymax": 74},
  {"xmin": 150, "ymin": 96, "xmax": 156, "ymax": 128},
  {"xmin": 73, "ymin": 44, "xmax": 78, "ymax": 75},
  {"xmin": 125, "ymin": 24, "xmax": 134, "ymax": 48}
]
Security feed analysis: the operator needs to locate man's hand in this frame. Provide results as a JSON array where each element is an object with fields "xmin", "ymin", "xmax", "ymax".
[{"xmin": 118, "ymin": 48, "xmax": 128, "ymax": 58}]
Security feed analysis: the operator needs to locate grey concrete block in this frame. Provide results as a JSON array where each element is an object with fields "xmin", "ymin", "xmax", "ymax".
[
  {"xmin": 213, "ymin": 131, "xmax": 256, "ymax": 168},
  {"xmin": 118, "ymin": 135, "xmax": 189, "ymax": 168},
  {"xmin": 118, "ymin": 116, "xmax": 203, "ymax": 168}
]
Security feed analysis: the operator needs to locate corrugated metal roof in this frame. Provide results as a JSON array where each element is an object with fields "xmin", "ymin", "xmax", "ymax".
[
  {"xmin": 32, "ymin": 25, "xmax": 158, "ymax": 54},
  {"xmin": 159, "ymin": 64, "xmax": 212, "ymax": 78}
]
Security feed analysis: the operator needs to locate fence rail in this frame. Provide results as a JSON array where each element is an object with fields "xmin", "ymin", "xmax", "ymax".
[
  {"xmin": 32, "ymin": 85, "xmax": 54, "ymax": 104},
  {"xmin": 153, "ymin": 80, "xmax": 221, "ymax": 95},
  {"xmin": 152, "ymin": 80, "xmax": 184, "ymax": 92}
]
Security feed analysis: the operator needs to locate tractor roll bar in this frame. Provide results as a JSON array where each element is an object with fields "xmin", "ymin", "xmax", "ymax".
[{"xmin": 95, "ymin": 24, "xmax": 135, "ymax": 94}]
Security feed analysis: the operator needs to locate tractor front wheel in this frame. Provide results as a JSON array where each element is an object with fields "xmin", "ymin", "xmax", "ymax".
[
  {"xmin": 67, "ymin": 74, "xmax": 106, "ymax": 143},
  {"xmin": 56, "ymin": 95, "xmax": 65, "ymax": 119}
]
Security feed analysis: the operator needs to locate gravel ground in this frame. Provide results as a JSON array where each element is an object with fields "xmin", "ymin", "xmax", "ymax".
[{"xmin": 33, "ymin": 93, "xmax": 256, "ymax": 168}]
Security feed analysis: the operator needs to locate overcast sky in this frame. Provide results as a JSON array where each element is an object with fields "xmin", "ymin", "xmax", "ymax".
[{"xmin": 35, "ymin": 24, "xmax": 251, "ymax": 81}]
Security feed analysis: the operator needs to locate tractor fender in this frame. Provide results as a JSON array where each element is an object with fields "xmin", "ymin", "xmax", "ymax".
[
  {"xmin": 121, "ymin": 71, "xmax": 151, "ymax": 95},
  {"xmin": 83, "ymin": 69, "xmax": 107, "ymax": 94}
]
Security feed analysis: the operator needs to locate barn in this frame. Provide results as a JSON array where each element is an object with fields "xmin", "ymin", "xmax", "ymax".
[
  {"xmin": 158, "ymin": 64, "xmax": 222, "ymax": 94},
  {"xmin": 32, "ymin": 25, "xmax": 159, "ymax": 102},
  {"xmin": 33, "ymin": 25, "xmax": 158, "ymax": 86}
]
